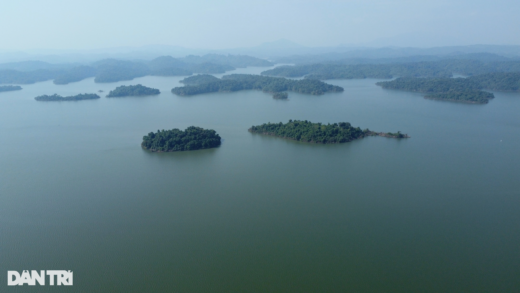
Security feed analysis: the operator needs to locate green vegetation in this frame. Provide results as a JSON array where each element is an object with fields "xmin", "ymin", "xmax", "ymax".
[
  {"xmin": 106, "ymin": 84, "xmax": 160, "ymax": 97},
  {"xmin": 249, "ymin": 120, "xmax": 408, "ymax": 144},
  {"xmin": 375, "ymin": 77, "xmax": 499, "ymax": 104},
  {"xmin": 377, "ymin": 73, "xmax": 520, "ymax": 93},
  {"xmin": 261, "ymin": 60, "xmax": 520, "ymax": 80},
  {"xmin": 376, "ymin": 77, "xmax": 480, "ymax": 92},
  {"xmin": 35, "ymin": 93, "xmax": 100, "ymax": 101},
  {"xmin": 0, "ymin": 85, "xmax": 22, "ymax": 92},
  {"xmin": 381, "ymin": 131, "xmax": 409, "ymax": 138},
  {"xmin": 142, "ymin": 127, "xmax": 221, "ymax": 152},
  {"xmin": 171, "ymin": 74, "xmax": 344, "ymax": 96},
  {"xmin": 424, "ymin": 91, "xmax": 495, "ymax": 104},
  {"xmin": 180, "ymin": 74, "xmax": 220, "ymax": 85},
  {"xmin": 54, "ymin": 66, "xmax": 97, "ymax": 85},
  {"xmin": 272, "ymin": 92, "xmax": 288, "ymax": 99},
  {"xmin": 467, "ymin": 72, "xmax": 520, "ymax": 91}
]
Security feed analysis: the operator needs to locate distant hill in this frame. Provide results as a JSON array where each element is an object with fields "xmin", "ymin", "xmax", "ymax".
[{"xmin": 0, "ymin": 60, "xmax": 77, "ymax": 71}]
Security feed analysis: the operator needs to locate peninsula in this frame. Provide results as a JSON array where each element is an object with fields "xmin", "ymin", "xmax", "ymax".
[
  {"xmin": 142, "ymin": 126, "xmax": 221, "ymax": 152},
  {"xmin": 106, "ymin": 84, "xmax": 160, "ymax": 97},
  {"xmin": 34, "ymin": 93, "xmax": 100, "ymax": 101},
  {"xmin": 249, "ymin": 120, "xmax": 409, "ymax": 144}
]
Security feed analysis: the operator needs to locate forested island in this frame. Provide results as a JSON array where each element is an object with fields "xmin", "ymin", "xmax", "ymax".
[
  {"xmin": 172, "ymin": 74, "xmax": 344, "ymax": 96},
  {"xmin": 376, "ymin": 77, "xmax": 498, "ymax": 104},
  {"xmin": 249, "ymin": 120, "xmax": 409, "ymax": 144},
  {"xmin": 0, "ymin": 85, "xmax": 22, "ymax": 92},
  {"xmin": 142, "ymin": 126, "xmax": 221, "ymax": 152},
  {"xmin": 106, "ymin": 84, "xmax": 160, "ymax": 97},
  {"xmin": 34, "ymin": 93, "xmax": 100, "ymax": 101}
]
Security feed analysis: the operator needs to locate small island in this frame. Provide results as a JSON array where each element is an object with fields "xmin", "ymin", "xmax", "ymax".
[
  {"xmin": 106, "ymin": 84, "xmax": 160, "ymax": 97},
  {"xmin": 35, "ymin": 93, "xmax": 100, "ymax": 101},
  {"xmin": 0, "ymin": 85, "xmax": 22, "ymax": 92},
  {"xmin": 249, "ymin": 120, "xmax": 409, "ymax": 144},
  {"xmin": 142, "ymin": 126, "xmax": 221, "ymax": 152},
  {"xmin": 272, "ymin": 92, "xmax": 288, "ymax": 99}
]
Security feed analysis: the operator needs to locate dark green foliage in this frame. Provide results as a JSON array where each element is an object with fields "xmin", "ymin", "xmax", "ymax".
[
  {"xmin": 180, "ymin": 74, "xmax": 220, "ymax": 85},
  {"xmin": 54, "ymin": 66, "xmax": 98, "ymax": 85},
  {"xmin": 376, "ymin": 77, "xmax": 496, "ymax": 104},
  {"xmin": 468, "ymin": 72, "xmax": 520, "ymax": 91},
  {"xmin": 261, "ymin": 60, "xmax": 520, "ymax": 80},
  {"xmin": 384, "ymin": 131, "xmax": 408, "ymax": 138},
  {"xmin": 171, "ymin": 74, "xmax": 343, "ymax": 96},
  {"xmin": 272, "ymin": 92, "xmax": 288, "ymax": 99},
  {"xmin": 0, "ymin": 85, "xmax": 22, "ymax": 92},
  {"xmin": 377, "ymin": 72, "xmax": 520, "ymax": 93},
  {"xmin": 35, "ymin": 93, "xmax": 100, "ymax": 101},
  {"xmin": 249, "ymin": 120, "xmax": 368, "ymax": 144},
  {"xmin": 106, "ymin": 84, "xmax": 160, "ymax": 97},
  {"xmin": 142, "ymin": 127, "xmax": 221, "ymax": 152},
  {"xmin": 93, "ymin": 59, "xmax": 150, "ymax": 83},
  {"xmin": 376, "ymin": 77, "xmax": 481, "ymax": 93},
  {"xmin": 425, "ymin": 91, "xmax": 494, "ymax": 104}
]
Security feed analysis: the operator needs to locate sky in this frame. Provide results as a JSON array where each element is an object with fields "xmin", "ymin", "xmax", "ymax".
[{"xmin": 1, "ymin": 0, "xmax": 520, "ymax": 51}]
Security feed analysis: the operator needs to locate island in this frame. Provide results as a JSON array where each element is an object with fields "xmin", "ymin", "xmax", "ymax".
[
  {"xmin": 142, "ymin": 126, "xmax": 222, "ymax": 152},
  {"xmin": 180, "ymin": 74, "xmax": 220, "ymax": 85},
  {"xmin": 0, "ymin": 85, "xmax": 22, "ymax": 92},
  {"xmin": 272, "ymin": 92, "xmax": 288, "ymax": 99},
  {"xmin": 34, "ymin": 93, "xmax": 100, "ymax": 101},
  {"xmin": 106, "ymin": 84, "xmax": 160, "ymax": 97},
  {"xmin": 376, "ymin": 77, "xmax": 495, "ymax": 104},
  {"xmin": 249, "ymin": 120, "xmax": 409, "ymax": 144},
  {"xmin": 171, "ymin": 74, "xmax": 344, "ymax": 97}
]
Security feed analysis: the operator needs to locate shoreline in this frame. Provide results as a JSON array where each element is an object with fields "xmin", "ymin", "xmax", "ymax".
[{"xmin": 248, "ymin": 129, "xmax": 409, "ymax": 144}]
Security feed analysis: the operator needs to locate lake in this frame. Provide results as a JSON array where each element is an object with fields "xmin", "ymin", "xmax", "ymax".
[{"xmin": 1, "ymin": 66, "xmax": 519, "ymax": 292}]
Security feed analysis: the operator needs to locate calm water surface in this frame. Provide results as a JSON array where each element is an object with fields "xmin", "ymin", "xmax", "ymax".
[{"xmin": 1, "ymin": 66, "xmax": 519, "ymax": 292}]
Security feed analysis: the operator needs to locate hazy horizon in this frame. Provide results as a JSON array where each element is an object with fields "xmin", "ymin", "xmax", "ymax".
[{"xmin": 2, "ymin": 0, "xmax": 520, "ymax": 52}]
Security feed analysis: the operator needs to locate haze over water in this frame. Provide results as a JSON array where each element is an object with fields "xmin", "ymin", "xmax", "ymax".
[{"xmin": 1, "ymin": 66, "xmax": 519, "ymax": 292}]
